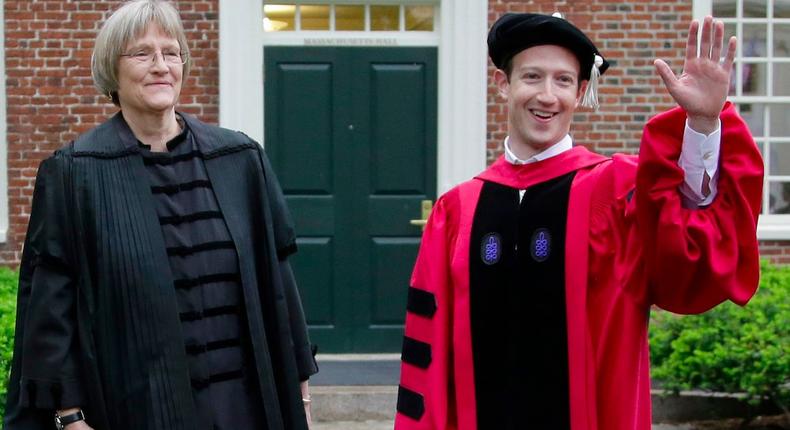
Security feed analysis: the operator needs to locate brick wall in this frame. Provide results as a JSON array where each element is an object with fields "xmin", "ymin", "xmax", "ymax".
[
  {"xmin": 1, "ymin": 0, "xmax": 219, "ymax": 266},
  {"xmin": 1, "ymin": 0, "xmax": 787, "ymax": 266},
  {"xmin": 487, "ymin": 0, "xmax": 790, "ymax": 263}
]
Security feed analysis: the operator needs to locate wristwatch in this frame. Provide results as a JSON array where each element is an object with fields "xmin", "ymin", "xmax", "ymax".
[{"xmin": 54, "ymin": 410, "xmax": 85, "ymax": 430}]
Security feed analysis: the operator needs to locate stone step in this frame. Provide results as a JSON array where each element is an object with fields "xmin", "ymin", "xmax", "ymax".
[
  {"xmin": 311, "ymin": 354, "xmax": 400, "ymax": 386},
  {"xmin": 312, "ymin": 385, "xmax": 396, "ymax": 422},
  {"xmin": 311, "ymin": 422, "xmax": 703, "ymax": 430},
  {"xmin": 312, "ymin": 420, "xmax": 393, "ymax": 430},
  {"xmin": 310, "ymin": 385, "xmax": 782, "ymax": 424},
  {"xmin": 309, "ymin": 355, "xmax": 781, "ymax": 424},
  {"xmin": 311, "ymin": 354, "xmax": 398, "ymax": 423}
]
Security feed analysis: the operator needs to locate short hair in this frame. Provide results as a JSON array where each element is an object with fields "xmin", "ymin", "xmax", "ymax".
[{"xmin": 92, "ymin": 0, "xmax": 191, "ymax": 106}]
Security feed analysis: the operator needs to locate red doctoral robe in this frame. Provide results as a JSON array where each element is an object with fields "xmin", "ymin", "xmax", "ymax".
[{"xmin": 395, "ymin": 103, "xmax": 763, "ymax": 430}]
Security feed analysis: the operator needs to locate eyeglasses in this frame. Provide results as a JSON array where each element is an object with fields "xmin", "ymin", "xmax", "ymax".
[{"xmin": 120, "ymin": 49, "xmax": 187, "ymax": 65}]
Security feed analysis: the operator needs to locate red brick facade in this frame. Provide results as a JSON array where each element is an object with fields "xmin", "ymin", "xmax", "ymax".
[
  {"xmin": 1, "ymin": 0, "xmax": 219, "ymax": 265},
  {"xmin": 0, "ymin": 0, "xmax": 786, "ymax": 266}
]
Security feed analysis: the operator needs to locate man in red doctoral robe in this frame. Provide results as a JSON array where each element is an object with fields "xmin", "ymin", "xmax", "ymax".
[{"xmin": 395, "ymin": 12, "xmax": 763, "ymax": 430}]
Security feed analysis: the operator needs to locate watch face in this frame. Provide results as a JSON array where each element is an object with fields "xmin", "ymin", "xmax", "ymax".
[{"xmin": 54, "ymin": 416, "xmax": 64, "ymax": 430}]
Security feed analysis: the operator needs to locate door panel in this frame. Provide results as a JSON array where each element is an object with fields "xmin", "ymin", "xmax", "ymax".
[
  {"xmin": 274, "ymin": 63, "xmax": 335, "ymax": 192},
  {"xmin": 265, "ymin": 47, "xmax": 437, "ymax": 352},
  {"xmin": 292, "ymin": 238, "xmax": 335, "ymax": 326},
  {"xmin": 369, "ymin": 63, "xmax": 428, "ymax": 192}
]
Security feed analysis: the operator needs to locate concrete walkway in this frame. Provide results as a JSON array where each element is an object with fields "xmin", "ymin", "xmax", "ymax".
[
  {"xmin": 313, "ymin": 420, "xmax": 393, "ymax": 430},
  {"xmin": 312, "ymin": 421, "xmax": 695, "ymax": 429}
]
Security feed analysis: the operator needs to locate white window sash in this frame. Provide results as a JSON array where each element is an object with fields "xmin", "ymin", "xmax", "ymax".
[{"xmin": 697, "ymin": 0, "xmax": 790, "ymax": 239}]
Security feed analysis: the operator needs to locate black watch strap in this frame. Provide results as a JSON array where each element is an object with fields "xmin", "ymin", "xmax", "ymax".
[{"xmin": 55, "ymin": 410, "xmax": 85, "ymax": 429}]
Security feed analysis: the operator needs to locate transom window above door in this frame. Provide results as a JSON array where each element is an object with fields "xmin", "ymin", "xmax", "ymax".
[{"xmin": 263, "ymin": 2, "xmax": 437, "ymax": 32}]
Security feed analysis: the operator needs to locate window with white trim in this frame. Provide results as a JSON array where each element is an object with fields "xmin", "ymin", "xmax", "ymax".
[
  {"xmin": 261, "ymin": 1, "xmax": 440, "ymax": 46},
  {"xmin": 264, "ymin": 2, "xmax": 436, "ymax": 32},
  {"xmin": 699, "ymin": 0, "xmax": 790, "ymax": 238}
]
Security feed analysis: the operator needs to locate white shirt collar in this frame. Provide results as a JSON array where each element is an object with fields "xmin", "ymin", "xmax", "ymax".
[{"xmin": 504, "ymin": 135, "xmax": 573, "ymax": 165}]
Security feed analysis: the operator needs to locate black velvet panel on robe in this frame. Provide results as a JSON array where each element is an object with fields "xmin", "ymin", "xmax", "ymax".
[{"xmin": 469, "ymin": 172, "xmax": 575, "ymax": 430}]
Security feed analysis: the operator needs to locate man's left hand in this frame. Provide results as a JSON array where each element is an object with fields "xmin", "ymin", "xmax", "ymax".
[{"xmin": 654, "ymin": 15, "xmax": 736, "ymax": 134}]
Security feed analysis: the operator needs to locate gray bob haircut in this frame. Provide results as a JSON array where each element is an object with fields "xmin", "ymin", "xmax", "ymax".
[{"xmin": 91, "ymin": 0, "xmax": 191, "ymax": 106}]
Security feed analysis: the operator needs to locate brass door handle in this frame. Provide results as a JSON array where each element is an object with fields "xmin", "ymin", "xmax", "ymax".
[{"xmin": 410, "ymin": 200, "xmax": 433, "ymax": 231}]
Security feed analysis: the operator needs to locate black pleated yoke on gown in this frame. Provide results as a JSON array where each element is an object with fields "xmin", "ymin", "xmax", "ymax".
[{"xmin": 138, "ymin": 121, "xmax": 266, "ymax": 430}]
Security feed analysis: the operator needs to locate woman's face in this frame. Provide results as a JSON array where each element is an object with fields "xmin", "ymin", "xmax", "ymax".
[{"xmin": 116, "ymin": 24, "xmax": 183, "ymax": 116}]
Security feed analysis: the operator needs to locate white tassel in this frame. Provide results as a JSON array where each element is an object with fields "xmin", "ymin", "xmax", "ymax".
[{"xmin": 581, "ymin": 54, "xmax": 604, "ymax": 110}]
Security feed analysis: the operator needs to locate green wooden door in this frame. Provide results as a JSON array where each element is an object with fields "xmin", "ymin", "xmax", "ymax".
[{"xmin": 264, "ymin": 47, "xmax": 437, "ymax": 352}]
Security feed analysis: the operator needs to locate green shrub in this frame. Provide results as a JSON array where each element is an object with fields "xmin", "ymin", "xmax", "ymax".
[
  {"xmin": 649, "ymin": 260, "xmax": 790, "ymax": 413},
  {"xmin": 0, "ymin": 267, "xmax": 17, "ymax": 421}
]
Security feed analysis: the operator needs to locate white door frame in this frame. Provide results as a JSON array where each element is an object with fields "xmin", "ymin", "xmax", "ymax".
[
  {"xmin": 218, "ymin": 0, "xmax": 488, "ymax": 194},
  {"xmin": 0, "ymin": 0, "xmax": 8, "ymax": 243}
]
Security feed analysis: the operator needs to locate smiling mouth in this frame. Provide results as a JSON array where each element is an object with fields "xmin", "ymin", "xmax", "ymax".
[{"xmin": 530, "ymin": 109, "xmax": 557, "ymax": 119}]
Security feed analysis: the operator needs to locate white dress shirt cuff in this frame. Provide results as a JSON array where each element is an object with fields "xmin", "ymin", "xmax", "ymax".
[{"xmin": 678, "ymin": 119, "xmax": 721, "ymax": 207}]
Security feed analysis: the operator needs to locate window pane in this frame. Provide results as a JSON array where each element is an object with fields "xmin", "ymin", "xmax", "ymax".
[
  {"xmin": 773, "ymin": 63, "xmax": 790, "ymax": 95},
  {"xmin": 725, "ymin": 23, "xmax": 737, "ymax": 96},
  {"xmin": 724, "ymin": 22, "xmax": 736, "ymax": 43},
  {"xmin": 336, "ymin": 5, "xmax": 364, "ymax": 31},
  {"xmin": 768, "ymin": 181, "xmax": 790, "ymax": 214},
  {"xmin": 770, "ymin": 104, "xmax": 790, "ymax": 137},
  {"xmin": 738, "ymin": 103, "xmax": 766, "ymax": 137},
  {"xmin": 405, "ymin": 5, "xmax": 434, "ymax": 31},
  {"xmin": 729, "ymin": 61, "xmax": 737, "ymax": 96},
  {"xmin": 713, "ymin": 0, "xmax": 737, "ymax": 17},
  {"xmin": 744, "ymin": 0, "xmax": 768, "ymax": 17},
  {"xmin": 776, "ymin": 0, "xmax": 790, "ymax": 18},
  {"xmin": 769, "ymin": 143, "xmax": 790, "ymax": 175},
  {"xmin": 263, "ymin": 4, "xmax": 296, "ymax": 32},
  {"xmin": 741, "ymin": 62, "xmax": 767, "ymax": 95},
  {"xmin": 371, "ymin": 5, "xmax": 399, "ymax": 31},
  {"xmin": 743, "ymin": 24, "xmax": 767, "ymax": 57},
  {"xmin": 774, "ymin": 24, "xmax": 790, "ymax": 57},
  {"xmin": 301, "ymin": 5, "xmax": 330, "ymax": 30}
]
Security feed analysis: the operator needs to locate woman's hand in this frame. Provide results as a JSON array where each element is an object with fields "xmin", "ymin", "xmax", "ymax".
[
  {"xmin": 57, "ymin": 408, "xmax": 93, "ymax": 430},
  {"xmin": 64, "ymin": 421, "xmax": 94, "ymax": 430},
  {"xmin": 301, "ymin": 380, "xmax": 312, "ymax": 427}
]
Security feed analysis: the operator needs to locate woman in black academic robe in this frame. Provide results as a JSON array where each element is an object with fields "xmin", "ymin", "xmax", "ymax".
[{"xmin": 3, "ymin": 1, "xmax": 316, "ymax": 429}]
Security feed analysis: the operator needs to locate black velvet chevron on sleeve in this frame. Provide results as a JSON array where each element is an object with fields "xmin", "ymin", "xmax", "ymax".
[
  {"xmin": 396, "ymin": 385, "xmax": 425, "ymax": 421},
  {"xmin": 400, "ymin": 336, "xmax": 432, "ymax": 369},
  {"xmin": 406, "ymin": 287, "xmax": 437, "ymax": 318}
]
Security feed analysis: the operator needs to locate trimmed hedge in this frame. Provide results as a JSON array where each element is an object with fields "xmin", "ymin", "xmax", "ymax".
[
  {"xmin": 650, "ymin": 261, "xmax": 790, "ymax": 413},
  {"xmin": 0, "ymin": 267, "xmax": 17, "ymax": 420}
]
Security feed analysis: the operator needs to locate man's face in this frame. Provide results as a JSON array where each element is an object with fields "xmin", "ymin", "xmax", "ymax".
[{"xmin": 495, "ymin": 45, "xmax": 587, "ymax": 155}]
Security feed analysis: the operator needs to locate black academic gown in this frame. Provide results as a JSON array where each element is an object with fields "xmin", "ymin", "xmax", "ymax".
[{"xmin": 4, "ymin": 112, "xmax": 317, "ymax": 430}]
